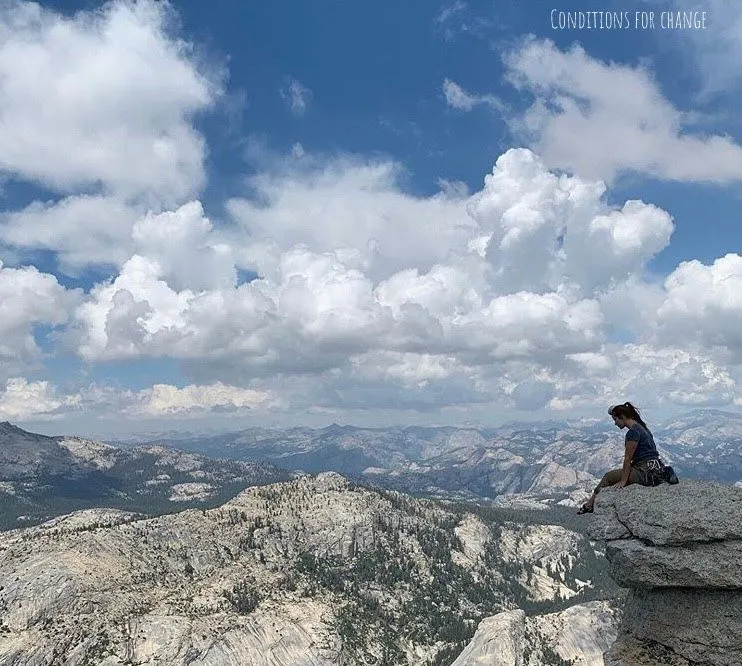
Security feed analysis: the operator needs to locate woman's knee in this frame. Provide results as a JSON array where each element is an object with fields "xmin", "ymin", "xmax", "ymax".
[
  {"xmin": 594, "ymin": 471, "xmax": 611, "ymax": 494},
  {"xmin": 599, "ymin": 468, "xmax": 622, "ymax": 487}
]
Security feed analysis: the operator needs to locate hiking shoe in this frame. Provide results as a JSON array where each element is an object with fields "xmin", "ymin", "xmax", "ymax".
[{"xmin": 662, "ymin": 465, "xmax": 679, "ymax": 484}]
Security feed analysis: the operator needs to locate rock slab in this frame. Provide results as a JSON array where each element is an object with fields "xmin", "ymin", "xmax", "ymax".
[{"xmin": 588, "ymin": 480, "xmax": 742, "ymax": 666}]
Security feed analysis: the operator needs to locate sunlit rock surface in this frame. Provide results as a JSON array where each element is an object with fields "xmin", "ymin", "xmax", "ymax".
[{"xmin": 588, "ymin": 480, "xmax": 742, "ymax": 666}]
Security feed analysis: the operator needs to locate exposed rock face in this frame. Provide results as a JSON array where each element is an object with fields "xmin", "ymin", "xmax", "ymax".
[
  {"xmin": 0, "ymin": 472, "xmax": 618, "ymax": 665},
  {"xmin": 498, "ymin": 524, "xmax": 585, "ymax": 601},
  {"xmin": 450, "ymin": 600, "xmax": 618, "ymax": 666},
  {"xmin": 587, "ymin": 480, "xmax": 742, "ymax": 666},
  {"xmin": 452, "ymin": 610, "xmax": 526, "ymax": 666}
]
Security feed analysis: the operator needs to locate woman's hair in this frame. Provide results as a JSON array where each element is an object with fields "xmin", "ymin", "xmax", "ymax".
[{"xmin": 608, "ymin": 402, "xmax": 650, "ymax": 430}]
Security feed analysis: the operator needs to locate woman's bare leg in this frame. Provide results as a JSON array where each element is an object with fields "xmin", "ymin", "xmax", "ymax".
[{"xmin": 584, "ymin": 468, "xmax": 623, "ymax": 508}]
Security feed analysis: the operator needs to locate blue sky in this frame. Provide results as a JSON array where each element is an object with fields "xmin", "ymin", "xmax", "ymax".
[{"xmin": 1, "ymin": 0, "xmax": 741, "ymax": 436}]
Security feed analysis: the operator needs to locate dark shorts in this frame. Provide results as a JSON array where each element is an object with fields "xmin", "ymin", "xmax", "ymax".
[{"xmin": 593, "ymin": 459, "xmax": 662, "ymax": 494}]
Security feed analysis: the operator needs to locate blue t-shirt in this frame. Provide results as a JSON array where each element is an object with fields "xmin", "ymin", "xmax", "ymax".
[{"xmin": 626, "ymin": 422, "xmax": 659, "ymax": 464}]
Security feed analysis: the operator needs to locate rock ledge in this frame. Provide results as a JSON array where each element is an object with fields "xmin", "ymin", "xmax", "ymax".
[{"xmin": 587, "ymin": 480, "xmax": 742, "ymax": 666}]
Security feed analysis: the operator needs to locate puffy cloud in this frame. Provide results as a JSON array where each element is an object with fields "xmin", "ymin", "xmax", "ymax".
[
  {"xmin": 273, "ymin": 248, "xmax": 389, "ymax": 349},
  {"xmin": 560, "ymin": 200, "xmax": 674, "ymax": 294},
  {"xmin": 594, "ymin": 276, "xmax": 668, "ymax": 339},
  {"xmin": 225, "ymin": 153, "xmax": 477, "ymax": 282},
  {"xmin": 134, "ymin": 382, "xmax": 278, "ymax": 417},
  {"xmin": 375, "ymin": 264, "xmax": 483, "ymax": 320},
  {"xmin": 228, "ymin": 147, "xmax": 673, "ymax": 299},
  {"xmin": 73, "ymin": 150, "xmax": 628, "ymax": 376},
  {"xmin": 350, "ymin": 351, "xmax": 462, "ymax": 388},
  {"xmin": 0, "ymin": 377, "xmax": 66, "ymax": 420},
  {"xmin": 0, "ymin": 195, "xmax": 140, "ymax": 273},
  {"xmin": 454, "ymin": 290, "xmax": 604, "ymax": 362},
  {"xmin": 655, "ymin": 253, "xmax": 742, "ymax": 357},
  {"xmin": 68, "ymin": 147, "xmax": 719, "ymax": 417},
  {"xmin": 1, "ymin": 127, "xmax": 738, "ymax": 421},
  {"xmin": 0, "ymin": 0, "xmax": 222, "ymax": 203},
  {"xmin": 501, "ymin": 37, "xmax": 742, "ymax": 184},
  {"xmin": 73, "ymin": 254, "xmax": 195, "ymax": 361},
  {"xmin": 6, "ymin": 341, "xmax": 741, "ymax": 424},
  {"xmin": 550, "ymin": 344, "xmax": 739, "ymax": 410},
  {"xmin": 131, "ymin": 201, "xmax": 237, "ymax": 291},
  {"xmin": 0, "ymin": 260, "xmax": 80, "ymax": 373},
  {"xmin": 467, "ymin": 149, "xmax": 674, "ymax": 295},
  {"xmin": 309, "ymin": 340, "xmax": 742, "ymax": 415},
  {"xmin": 0, "ymin": 378, "xmax": 277, "ymax": 421}
]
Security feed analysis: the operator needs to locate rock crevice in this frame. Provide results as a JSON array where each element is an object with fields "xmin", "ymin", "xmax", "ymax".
[{"xmin": 587, "ymin": 480, "xmax": 742, "ymax": 666}]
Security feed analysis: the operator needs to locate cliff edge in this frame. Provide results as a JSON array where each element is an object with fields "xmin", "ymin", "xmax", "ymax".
[{"xmin": 587, "ymin": 479, "xmax": 742, "ymax": 666}]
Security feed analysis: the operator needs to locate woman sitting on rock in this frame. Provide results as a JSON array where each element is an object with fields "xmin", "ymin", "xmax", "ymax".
[{"xmin": 578, "ymin": 402, "xmax": 678, "ymax": 514}]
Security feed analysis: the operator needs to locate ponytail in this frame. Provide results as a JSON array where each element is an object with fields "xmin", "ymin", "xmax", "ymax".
[{"xmin": 609, "ymin": 401, "xmax": 650, "ymax": 431}]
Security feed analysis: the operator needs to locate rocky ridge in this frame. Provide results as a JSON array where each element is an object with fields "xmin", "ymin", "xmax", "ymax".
[
  {"xmin": 120, "ymin": 409, "xmax": 742, "ymax": 506},
  {"xmin": 0, "ymin": 423, "xmax": 291, "ymax": 530},
  {"xmin": 0, "ymin": 472, "xmax": 619, "ymax": 665},
  {"xmin": 451, "ymin": 601, "xmax": 617, "ymax": 666},
  {"xmin": 587, "ymin": 479, "xmax": 742, "ymax": 666}
]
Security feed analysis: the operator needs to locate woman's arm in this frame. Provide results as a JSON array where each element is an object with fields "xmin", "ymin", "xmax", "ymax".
[{"xmin": 616, "ymin": 440, "xmax": 638, "ymax": 487}]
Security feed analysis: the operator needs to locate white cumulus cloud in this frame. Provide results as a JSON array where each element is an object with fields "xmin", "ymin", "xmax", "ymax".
[
  {"xmin": 501, "ymin": 37, "xmax": 742, "ymax": 184},
  {"xmin": 655, "ymin": 253, "xmax": 742, "ymax": 358},
  {"xmin": 62, "ymin": 146, "xmax": 736, "ymax": 420},
  {"xmin": 0, "ymin": 377, "xmax": 67, "ymax": 420},
  {"xmin": 0, "ymin": 378, "xmax": 278, "ymax": 422},
  {"xmin": 134, "ymin": 382, "xmax": 278, "ymax": 417},
  {"xmin": 0, "ymin": 139, "xmax": 724, "ymax": 420},
  {"xmin": 0, "ymin": 261, "xmax": 80, "ymax": 375},
  {"xmin": 0, "ymin": 0, "xmax": 222, "ymax": 204},
  {"xmin": 0, "ymin": 195, "xmax": 140, "ymax": 273},
  {"xmin": 226, "ymin": 153, "xmax": 477, "ymax": 282}
]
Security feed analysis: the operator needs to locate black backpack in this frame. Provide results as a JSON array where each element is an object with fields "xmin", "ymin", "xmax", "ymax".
[
  {"xmin": 662, "ymin": 464, "xmax": 679, "ymax": 484},
  {"xmin": 639, "ymin": 460, "xmax": 679, "ymax": 486}
]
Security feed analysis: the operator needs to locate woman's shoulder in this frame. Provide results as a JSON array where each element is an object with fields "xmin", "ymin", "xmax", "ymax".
[{"xmin": 625, "ymin": 423, "xmax": 645, "ymax": 438}]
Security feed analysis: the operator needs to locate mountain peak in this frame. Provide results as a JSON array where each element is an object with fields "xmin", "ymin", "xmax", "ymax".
[
  {"xmin": 321, "ymin": 422, "xmax": 352, "ymax": 434},
  {"xmin": 0, "ymin": 421, "xmax": 30, "ymax": 435}
]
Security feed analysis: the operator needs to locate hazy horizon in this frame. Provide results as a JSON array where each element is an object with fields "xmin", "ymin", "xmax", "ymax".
[{"xmin": 8, "ymin": 404, "xmax": 737, "ymax": 442}]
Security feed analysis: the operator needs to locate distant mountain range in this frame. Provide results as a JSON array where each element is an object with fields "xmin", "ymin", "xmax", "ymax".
[
  {"xmin": 3, "ymin": 409, "xmax": 740, "ymax": 530},
  {"xmin": 0, "ymin": 421, "xmax": 291, "ymax": 530},
  {"xmin": 105, "ymin": 409, "xmax": 742, "ymax": 504}
]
